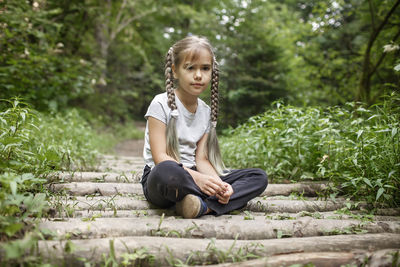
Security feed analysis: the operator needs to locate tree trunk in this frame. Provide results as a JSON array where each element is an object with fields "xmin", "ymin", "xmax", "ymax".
[{"xmin": 356, "ymin": 0, "xmax": 400, "ymax": 103}]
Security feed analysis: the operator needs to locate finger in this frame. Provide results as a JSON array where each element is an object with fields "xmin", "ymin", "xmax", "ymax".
[
  {"xmin": 209, "ymin": 182, "xmax": 225, "ymax": 194},
  {"xmin": 218, "ymin": 198, "xmax": 228, "ymax": 204}
]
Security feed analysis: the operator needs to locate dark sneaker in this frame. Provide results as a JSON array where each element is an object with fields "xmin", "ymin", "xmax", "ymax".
[{"xmin": 176, "ymin": 194, "xmax": 207, "ymax": 219}]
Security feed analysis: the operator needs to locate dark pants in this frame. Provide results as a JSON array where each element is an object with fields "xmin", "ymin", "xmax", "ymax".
[{"xmin": 140, "ymin": 160, "xmax": 268, "ymax": 216}]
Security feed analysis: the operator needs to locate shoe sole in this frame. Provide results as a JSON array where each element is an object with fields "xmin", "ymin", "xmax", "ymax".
[{"xmin": 176, "ymin": 194, "xmax": 201, "ymax": 219}]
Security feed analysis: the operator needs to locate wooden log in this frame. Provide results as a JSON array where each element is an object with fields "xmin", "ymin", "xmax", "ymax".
[
  {"xmin": 262, "ymin": 183, "xmax": 328, "ymax": 197},
  {"xmin": 54, "ymin": 172, "xmax": 138, "ymax": 183},
  {"xmin": 194, "ymin": 249, "xmax": 400, "ymax": 267},
  {"xmin": 48, "ymin": 196, "xmax": 347, "ymax": 213},
  {"xmin": 48, "ymin": 182, "xmax": 328, "ymax": 197},
  {"xmin": 246, "ymin": 198, "xmax": 346, "ymax": 213},
  {"xmin": 49, "ymin": 182, "xmax": 143, "ymax": 196},
  {"xmin": 36, "ymin": 234, "xmax": 400, "ymax": 265},
  {"xmin": 196, "ymin": 252, "xmax": 359, "ymax": 267},
  {"xmin": 39, "ymin": 217, "xmax": 400, "ymax": 240}
]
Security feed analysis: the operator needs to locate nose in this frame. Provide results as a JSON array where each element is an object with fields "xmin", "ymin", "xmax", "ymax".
[{"xmin": 194, "ymin": 69, "xmax": 202, "ymax": 80}]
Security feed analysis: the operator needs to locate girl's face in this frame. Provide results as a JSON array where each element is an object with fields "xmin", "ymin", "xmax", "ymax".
[{"xmin": 172, "ymin": 48, "xmax": 212, "ymax": 98}]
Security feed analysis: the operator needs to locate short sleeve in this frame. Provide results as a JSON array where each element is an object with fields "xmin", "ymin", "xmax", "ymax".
[{"xmin": 144, "ymin": 95, "xmax": 168, "ymax": 124}]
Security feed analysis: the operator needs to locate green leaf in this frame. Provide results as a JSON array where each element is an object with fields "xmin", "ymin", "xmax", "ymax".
[
  {"xmin": 4, "ymin": 222, "xmax": 23, "ymax": 237},
  {"xmin": 392, "ymin": 128, "xmax": 398, "ymax": 138},
  {"xmin": 376, "ymin": 188, "xmax": 384, "ymax": 201},
  {"xmin": 10, "ymin": 180, "xmax": 17, "ymax": 196},
  {"xmin": 276, "ymin": 230, "xmax": 283, "ymax": 239},
  {"xmin": 363, "ymin": 178, "xmax": 372, "ymax": 188},
  {"xmin": 356, "ymin": 130, "xmax": 363, "ymax": 140}
]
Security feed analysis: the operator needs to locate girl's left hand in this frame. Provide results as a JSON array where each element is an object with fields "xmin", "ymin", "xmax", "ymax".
[{"xmin": 216, "ymin": 183, "xmax": 233, "ymax": 204}]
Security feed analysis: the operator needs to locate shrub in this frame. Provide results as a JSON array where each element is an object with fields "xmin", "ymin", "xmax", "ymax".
[
  {"xmin": 0, "ymin": 98, "xmax": 112, "ymax": 263},
  {"xmin": 221, "ymin": 93, "xmax": 400, "ymax": 207}
]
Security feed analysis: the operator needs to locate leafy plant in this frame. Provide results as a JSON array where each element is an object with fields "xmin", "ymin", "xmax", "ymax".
[
  {"xmin": 0, "ymin": 98, "xmax": 114, "ymax": 264},
  {"xmin": 221, "ymin": 93, "xmax": 400, "ymax": 207}
]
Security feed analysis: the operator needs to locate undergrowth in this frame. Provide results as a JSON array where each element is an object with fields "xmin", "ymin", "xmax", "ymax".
[
  {"xmin": 0, "ymin": 98, "xmax": 114, "ymax": 265},
  {"xmin": 221, "ymin": 92, "xmax": 400, "ymax": 207}
]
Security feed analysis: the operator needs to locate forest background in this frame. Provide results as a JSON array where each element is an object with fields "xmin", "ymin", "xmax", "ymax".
[{"xmin": 2, "ymin": 0, "xmax": 399, "ymax": 126}]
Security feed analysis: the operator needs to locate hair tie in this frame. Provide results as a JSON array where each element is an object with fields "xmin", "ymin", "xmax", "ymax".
[
  {"xmin": 170, "ymin": 109, "xmax": 179, "ymax": 118},
  {"xmin": 211, "ymin": 121, "xmax": 217, "ymax": 128}
]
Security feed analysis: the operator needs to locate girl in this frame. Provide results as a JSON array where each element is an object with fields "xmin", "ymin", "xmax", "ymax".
[{"xmin": 141, "ymin": 35, "xmax": 268, "ymax": 218}]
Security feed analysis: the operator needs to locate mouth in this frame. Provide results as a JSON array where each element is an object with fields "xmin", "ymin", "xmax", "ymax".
[{"xmin": 191, "ymin": 83, "xmax": 204, "ymax": 87}]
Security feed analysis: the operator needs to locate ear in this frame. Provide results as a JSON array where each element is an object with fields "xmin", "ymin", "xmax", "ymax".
[{"xmin": 172, "ymin": 64, "xmax": 178, "ymax": 79}]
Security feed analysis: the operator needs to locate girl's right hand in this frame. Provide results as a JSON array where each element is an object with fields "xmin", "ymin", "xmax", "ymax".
[{"xmin": 194, "ymin": 173, "xmax": 226, "ymax": 197}]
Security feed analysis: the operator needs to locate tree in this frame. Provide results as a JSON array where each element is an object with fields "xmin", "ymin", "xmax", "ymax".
[{"xmin": 357, "ymin": 0, "xmax": 400, "ymax": 104}]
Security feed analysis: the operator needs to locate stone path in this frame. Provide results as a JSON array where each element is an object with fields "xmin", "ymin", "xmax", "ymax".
[{"xmin": 39, "ymin": 153, "xmax": 400, "ymax": 266}]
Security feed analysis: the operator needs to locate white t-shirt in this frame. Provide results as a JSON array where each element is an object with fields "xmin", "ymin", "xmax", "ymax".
[{"xmin": 143, "ymin": 92, "xmax": 211, "ymax": 168}]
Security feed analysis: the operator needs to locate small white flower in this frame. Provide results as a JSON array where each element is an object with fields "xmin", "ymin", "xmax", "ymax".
[
  {"xmin": 383, "ymin": 44, "xmax": 399, "ymax": 53},
  {"xmin": 91, "ymin": 79, "xmax": 96, "ymax": 85},
  {"xmin": 56, "ymin": 42, "xmax": 64, "ymax": 48},
  {"xmin": 24, "ymin": 48, "xmax": 30, "ymax": 55},
  {"xmin": 33, "ymin": 2, "xmax": 39, "ymax": 8}
]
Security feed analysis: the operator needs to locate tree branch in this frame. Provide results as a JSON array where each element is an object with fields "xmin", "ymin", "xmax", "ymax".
[
  {"xmin": 368, "ymin": 0, "xmax": 376, "ymax": 30},
  {"xmin": 369, "ymin": 0, "xmax": 400, "ymax": 47},
  {"xmin": 369, "ymin": 27, "xmax": 400, "ymax": 76},
  {"xmin": 115, "ymin": 0, "xmax": 127, "ymax": 29},
  {"xmin": 114, "ymin": 8, "xmax": 157, "ymax": 37}
]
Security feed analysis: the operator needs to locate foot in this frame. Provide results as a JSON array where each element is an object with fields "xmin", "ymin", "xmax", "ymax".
[{"xmin": 176, "ymin": 194, "xmax": 207, "ymax": 219}]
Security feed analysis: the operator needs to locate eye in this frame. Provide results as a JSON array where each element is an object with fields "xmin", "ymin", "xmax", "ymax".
[{"xmin": 202, "ymin": 66, "xmax": 211, "ymax": 71}]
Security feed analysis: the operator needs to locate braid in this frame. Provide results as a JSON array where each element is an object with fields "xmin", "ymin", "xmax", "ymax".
[
  {"xmin": 210, "ymin": 58, "xmax": 219, "ymax": 123},
  {"xmin": 207, "ymin": 57, "xmax": 226, "ymax": 175},
  {"xmin": 165, "ymin": 47, "xmax": 176, "ymax": 110},
  {"xmin": 165, "ymin": 47, "xmax": 180, "ymax": 160}
]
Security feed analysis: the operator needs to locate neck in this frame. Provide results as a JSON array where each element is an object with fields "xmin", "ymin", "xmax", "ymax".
[{"xmin": 175, "ymin": 88, "xmax": 198, "ymax": 112}]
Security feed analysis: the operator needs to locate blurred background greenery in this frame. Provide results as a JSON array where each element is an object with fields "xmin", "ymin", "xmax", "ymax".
[{"xmin": 1, "ymin": 0, "xmax": 398, "ymax": 127}]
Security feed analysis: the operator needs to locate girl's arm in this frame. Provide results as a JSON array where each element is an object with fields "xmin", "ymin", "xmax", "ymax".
[
  {"xmin": 148, "ymin": 117, "xmax": 225, "ymax": 196},
  {"xmin": 195, "ymin": 133, "xmax": 234, "ymax": 204}
]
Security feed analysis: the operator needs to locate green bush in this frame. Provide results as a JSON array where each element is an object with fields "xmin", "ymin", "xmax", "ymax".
[
  {"xmin": 0, "ymin": 98, "xmax": 113, "ymax": 263},
  {"xmin": 221, "ymin": 93, "xmax": 400, "ymax": 207},
  {"xmin": 0, "ymin": 99, "xmax": 104, "ymax": 174}
]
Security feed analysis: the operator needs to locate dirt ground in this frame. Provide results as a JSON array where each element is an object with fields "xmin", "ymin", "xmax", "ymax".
[
  {"xmin": 113, "ymin": 139, "xmax": 144, "ymax": 157},
  {"xmin": 112, "ymin": 121, "xmax": 145, "ymax": 157}
]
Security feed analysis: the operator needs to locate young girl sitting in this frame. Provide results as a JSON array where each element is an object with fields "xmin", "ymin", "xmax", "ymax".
[{"xmin": 141, "ymin": 35, "xmax": 268, "ymax": 218}]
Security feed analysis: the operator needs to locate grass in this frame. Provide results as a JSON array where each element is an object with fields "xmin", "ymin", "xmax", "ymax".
[
  {"xmin": 0, "ymin": 97, "xmax": 120, "ymax": 265},
  {"xmin": 221, "ymin": 92, "xmax": 400, "ymax": 208}
]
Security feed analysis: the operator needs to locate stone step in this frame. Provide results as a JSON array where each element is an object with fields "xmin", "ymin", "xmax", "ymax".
[
  {"xmin": 37, "ymin": 233, "xmax": 400, "ymax": 265},
  {"xmin": 39, "ymin": 216, "xmax": 400, "ymax": 240},
  {"xmin": 48, "ymin": 182, "xmax": 328, "ymax": 197},
  {"xmin": 48, "ymin": 196, "xmax": 347, "ymax": 213}
]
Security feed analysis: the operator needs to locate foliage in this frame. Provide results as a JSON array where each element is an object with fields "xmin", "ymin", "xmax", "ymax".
[
  {"xmin": 0, "ymin": 99, "xmax": 102, "ymax": 174},
  {"xmin": 284, "ymin": 0, "xmax": 400, "ymax": 106},
  {"xmin": 0, "ymin": 0, "xmax": 98, "ymax": 112},
  {"xmin": 0, "ymin": 98, "xmax": 112, "ymax": 264},
  {"xmin": 221, "ymin": 92, "xmax": 400, "ymax": 207},
  {"xmin": 1, "ymin": 0, "xmax": 399, "ymax": 127}
]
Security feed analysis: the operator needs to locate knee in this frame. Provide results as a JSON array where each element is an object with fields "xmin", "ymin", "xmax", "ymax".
[
  {"xmin": 253, "ymin": 168, "xmax": 268, "ymax": 191},
  {"xmin": 153, "ymin": 160, "xmax": 180, "ymax": 173},
  {"xmin": 150, "ymin": 160, "xmax": 186, "ymax": 186}
]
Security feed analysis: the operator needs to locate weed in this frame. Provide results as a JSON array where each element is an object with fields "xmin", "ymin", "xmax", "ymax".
[
  {"xmin": 183, "ymin": 236, "xmax": 263, "ymax": 265},
  {"xmin": 243, "ymin": 211, "xmax": 255, "ymax": 220},
  {"xmin": 266, "ymin": 213, "xmax": 296, "ymax": 220}
]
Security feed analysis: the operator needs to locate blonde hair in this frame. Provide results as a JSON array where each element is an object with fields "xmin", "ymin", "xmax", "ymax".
[{"xmin": 164, "ymin": 35, "xmax": 226, "ymax": 175}]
